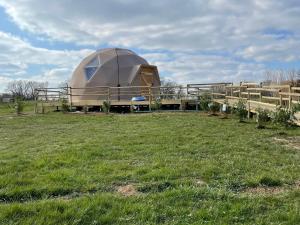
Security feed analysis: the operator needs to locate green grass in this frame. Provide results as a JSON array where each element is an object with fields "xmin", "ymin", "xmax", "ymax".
[
  {"xmin": 0, "ymin": 111, "xmax": 299, "ymax": 224},
  {"xmin": 0, "ymin": 102, "xmax": 35, "ymax": 116}
]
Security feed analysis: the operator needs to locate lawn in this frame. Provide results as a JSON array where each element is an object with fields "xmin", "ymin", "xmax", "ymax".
[{"xmin": 0, "ymin": 110, "xmax": 299, "ymax": 224}]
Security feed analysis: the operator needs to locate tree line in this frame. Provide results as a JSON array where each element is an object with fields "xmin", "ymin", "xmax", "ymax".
[
  {"xmin": 4, "ymin": 69, "xmax": 300, "ymax": 100},
  {"xmin": 5, "ymin": 80, "xmax": 49, "ymax": 100}
]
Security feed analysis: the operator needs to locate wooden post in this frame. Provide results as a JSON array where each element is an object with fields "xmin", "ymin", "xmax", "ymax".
[
  {"xmin": 107, "ymin": 87, "xmax": 110, "ymax": 102},
  {"xmin": 279, "ymin": 92, "xmax": 283, "ymax": 107},
  {"xmin": 187, "ymin": 85, "xmax": 189, "ymax": 95},
  {"xmin": 259, "ymin": 82, "xmax": 262, "ymax": 102},
  {"xmin": 179, "ymin": 98, "xmax": 182, "ymax": 111},
  {"xmin": 239, "ymin": 82, "xmax": 242, "ymax": 98},
  {"xmin": 247, "ymin": 101, "xmax": 251, "ymax": 119},
  {"xmin": 34, "ymin": 89, "xmax": 38, "ymax": 114},
  {"xmin": 149, "ymin": 86, "xmax": 152, "ymax": 112},
  {"xmin": 69, "ymin": 86, "xmax": 73, "ymax": 111},
  {"xmin": 288, "ymin": 85, "xmax": 292, "ymax": 110}
]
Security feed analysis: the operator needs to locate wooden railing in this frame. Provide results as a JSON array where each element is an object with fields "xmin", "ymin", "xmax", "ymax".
[{"xmin": 34, "ymin": 82, "xmax": 300, "ymax": 112}]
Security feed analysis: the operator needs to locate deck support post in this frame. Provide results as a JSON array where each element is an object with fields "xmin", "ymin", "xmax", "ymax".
[
  {"xmin": 247, "ymin": 101, "xmax": 251, "ymax": 119},
  {"xmin": 247, "ymin": 91, "xmax": 251, "ymax": 119},
  {"xmin": 107, "ymin": 87, "xmax": 110, "ymax": 102},
  {"xmin": 279, "ymin": 93, "xmax": 283, "ymax": 107},
  {"xmin": 288, "ymin": 85, "xmax": 292, "ymax": 110},
  {"xmin": 149, "ymin": 86, "xmax": 152, "ymax": 112},
  {"xmin": 69, "ymin": 86, "xmax": 73, "ymax": 111}
]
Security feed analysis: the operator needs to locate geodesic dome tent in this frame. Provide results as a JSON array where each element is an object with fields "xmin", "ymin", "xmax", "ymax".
[{"xmin": 69, "ymin": 48, "xmax": 161, "ymax": 102}]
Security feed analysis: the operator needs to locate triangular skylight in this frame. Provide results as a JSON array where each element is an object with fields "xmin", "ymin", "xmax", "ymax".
[{"xmin": 84, "ymin": 56, "xmax": 100, "ymax": 80}]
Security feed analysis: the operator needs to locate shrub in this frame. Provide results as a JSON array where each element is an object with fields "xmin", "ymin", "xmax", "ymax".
[
  {"xmin": 102, "ymin": 101, "xmax": 111, "ymax": 113},
  {"xmin": 83, "ymin": 105, "xmax": 88, "ymax": 114},
  {"xmin": 271, "ymin": 106, "xmax": 295, "ymax": 128},
  {"xmin": 209, "ymin": 102, "xmax": 220, "ymax": 115},
  {"xmin": 234, "ymin": 99, "xmax": 248, "ymax": 122},
  {"xmin": 61, "ymin": 99, "xmax": 69, "ymax": 113},
  {"xmin": 14, "ymin": 98, "xmax": 24, "ymax": 115},
  {"xmin": 292, "ymin": 102, "xmax": 300, "ymax": 112},
  {"xmin": 152, "ymin": 98, "xmax": 161, "ymax": 111},
  {"xmin": 199, "ymin": 93, "xmax": 212, "ymax": 111},
  {"xmin": 256, "ymin": 108, "xmax": 269, "ymax": 129}
]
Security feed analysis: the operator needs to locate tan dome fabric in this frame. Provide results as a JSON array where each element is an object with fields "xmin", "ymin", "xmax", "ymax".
[{"xmin": 69, "ymin": 48, "xmax": 160, "ymax": 102}]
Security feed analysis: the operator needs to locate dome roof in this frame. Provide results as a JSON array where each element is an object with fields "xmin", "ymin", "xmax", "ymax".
[
  {"xmin": 69, "ymin": 48, "xmax": 160, "ymax": 102},
  {"xmin": 70, "ymin": 48, "xmax": 150, "ymax": 88}
]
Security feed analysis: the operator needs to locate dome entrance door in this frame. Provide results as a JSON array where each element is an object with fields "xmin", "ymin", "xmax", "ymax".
[{"xmin": 140, "ymin": 67, "xmax": 155, "ymax": 98}]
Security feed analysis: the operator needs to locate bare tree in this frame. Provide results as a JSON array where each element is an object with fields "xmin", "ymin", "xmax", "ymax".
[
  {"xmin": 58, "ymin": 80, "xmax": 69, "ymax": 96},
  {"xmin": 263, "ymin": 69, "xmax": 300, "ymax": 85},
  {"xmin": 159, "ymin": 79, "xmax": 186, "ymax": 99},
  {"xmin": 5, "ymin": 80, "xmax": 48, "ymax": 100}
]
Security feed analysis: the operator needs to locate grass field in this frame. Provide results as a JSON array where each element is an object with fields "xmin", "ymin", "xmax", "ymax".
[{"xmin": 0, "ymin": 106, "xmax": 299, "ymax": 224}]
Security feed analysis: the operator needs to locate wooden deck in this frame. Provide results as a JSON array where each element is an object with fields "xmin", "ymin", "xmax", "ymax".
[
  {"xmin": 35, "ymin": 82, "xmax": 300, "ymax": 122},
  {"xmin": 213, "ymin": 98, "xmax": 277, "ymax": 113}
]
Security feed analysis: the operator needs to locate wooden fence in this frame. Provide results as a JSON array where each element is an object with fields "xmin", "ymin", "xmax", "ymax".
[{"xmin": 34, "ymin": 82, "xmax": 300, "ymax": 113}]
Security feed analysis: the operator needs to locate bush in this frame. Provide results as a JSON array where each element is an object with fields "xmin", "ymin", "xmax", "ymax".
[
  {"xmin": 14, "ymin": 98, "xmax": 24, "ymax": 115},
  {"xmin": 199, "ymin": 93, "xmax": 212, "ymax": 111},
  {"xmin": 102, "ymin": 101, "xmax": 111, "ymax": 113},
  {"xmin": 234, "ymin": 99, "xmax": 248, "ymax": 122},
  {"xmin": 292, "ymin": 102, "xmax": 300, "ymax": 112},
  {"xmin": 61, "ymin": 99, "xmax": 69, "ymax": 113},
  {"xmin": 256, "ymin": 108, "xmax": 269, "ymax": 129},
  {"xmin": 209, "ymin": 102, "xmax": 220, "ymax": 115},
  {"xmin": 152, "ymin": 98, "xmax": 161, "ymax": 111},
  {"xmin": 271, "ymin": 106, "xmax": 295, "ymax": 128},
  {"xmin": 83, "ymin": 105, "xmax": 88, "ymax": 114}
]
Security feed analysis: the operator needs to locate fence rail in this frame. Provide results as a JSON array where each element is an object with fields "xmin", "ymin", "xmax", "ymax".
[{"xmin": 34, "ymin": 82, "xmax": 300, "ymax": 113}]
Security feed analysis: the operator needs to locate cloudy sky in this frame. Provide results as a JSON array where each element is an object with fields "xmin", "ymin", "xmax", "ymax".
[{"xmin": 0, "ymin": 0, "xmax": 300, "ymax": 91}]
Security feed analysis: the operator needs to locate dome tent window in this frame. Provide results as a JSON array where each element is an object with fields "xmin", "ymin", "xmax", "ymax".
[{"xmin": 84, "ymin": 56, "xmax": 100, "ymax": 80}]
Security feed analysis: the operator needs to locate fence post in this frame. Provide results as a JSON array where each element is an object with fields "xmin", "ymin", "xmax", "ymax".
[
  {"xmin": 247, "ymin": 101, "xmax": 251, "ymax": 119},
  {"xmin": 69, "ymin": 86, "xmax": 73, "ymax": 111},
  {"xmin": 34, "ymin": 89, "xmax": 38, "ymax": 114},
  {"xmin": 149, "ymin": 86, "xmax": 152, "ymax": 112},
  {"xmin": 259, "ymin": 82, "xmax": 262, "ymax": 102},
  {"xmin": 288, "ymin": 85, "xmax": 292, "ymax": 110},
  {"xmin": 279, "ymin": 92, "xmax": 283, "ymax": 107}
]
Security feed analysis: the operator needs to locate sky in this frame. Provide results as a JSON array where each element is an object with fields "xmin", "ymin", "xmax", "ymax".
[{"xmin": 0, "ymin": 0, "xmax": 300, "ymax": 92}]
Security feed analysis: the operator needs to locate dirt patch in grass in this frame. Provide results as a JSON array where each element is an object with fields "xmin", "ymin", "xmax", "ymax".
[
  {"xmin": 242, "ymin": 181, "xmax": 299, "ymax": 196},
  {"xmin": 116, "ymin": 185, "xmax": 139, "ymax": 197},
  {"xmin": 273, "ymin": 136, "xmax": 300, "ymax": 150},
  {"xmin": 243, "ymin": 186, "xmax": 285, "ymax": 196}
]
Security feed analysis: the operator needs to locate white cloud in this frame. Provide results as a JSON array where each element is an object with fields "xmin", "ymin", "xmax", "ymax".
[
  {"xmin": 143, "ymin": 52, "xmax": 266, "ymax": 84},
  {"xmin": 0, "ymin": 0, "xmax": 300, "ymax": 92},
  {"xmin": 0, "ymin": 31, "xmax": 93, "ymax": 91},
  {"xmin": 0, "ymin": 0, "xmax": 299, "ymax": 54}
]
